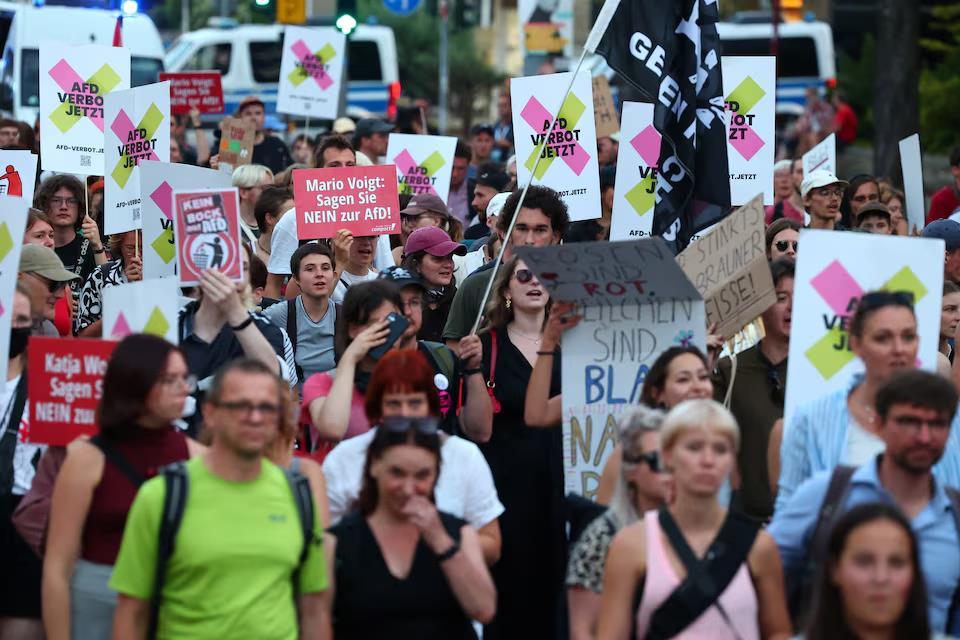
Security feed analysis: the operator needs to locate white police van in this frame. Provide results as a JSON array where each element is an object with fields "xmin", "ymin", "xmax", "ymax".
[
  {"xmin": 0, "ymin": 4, "xmax": 165, "ymax": 123},
  {"xmin": 718, "ymin": 18, "xmax": 836, "ymax": 116},
  {"xmin": 164, "ymin": 21, "xmax": 399, "ymax": 120}
]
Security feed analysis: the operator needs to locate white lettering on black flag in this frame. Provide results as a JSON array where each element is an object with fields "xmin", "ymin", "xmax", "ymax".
[{"xmin": 585, "ymin": 0, "xmax": 731, "ymax": 251}]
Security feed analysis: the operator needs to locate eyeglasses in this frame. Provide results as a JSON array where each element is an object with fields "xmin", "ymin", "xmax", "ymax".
[
  {"xmin": 27, "ymin": 272, "xmax": 67, "ymax": 294},
  {"xmin": 513, "ymin": 268, "xmax": 534, "ymax": 284},
  {"xmin": 382, "ymin": 416, "xmax": 440, "ymax": 435},
  {"xmin": 215, "ymin": 400, "xmax": 281, "ymax": 417},
  {"xmin": 890, "ymin": 414, "xmax": 950, "ymax": 432},
  {"xmin": 159, "ymin": 374, "xmax": 198, "ymax": 393},
  {"xmin": 50, "ymin": 196, "xmax": 80, "ymax": 207},
  {"xmin": 774, "ymin": 240, "xmax": 798, "ymax": 253},
  {"xmin": 622, "ymin": 450, "xmax": 661, "ymax": 472},
  {"xmin": 401, "ymin": 296, "xmax": 423, "ymax": 310},
  {"xmin": 813, "ymin": 187, "xmax": 844, "ymax": 198}
]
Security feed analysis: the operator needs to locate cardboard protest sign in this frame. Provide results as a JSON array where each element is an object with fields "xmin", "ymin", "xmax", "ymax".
[
  {"xmin": 511, "ymin": 71, "xmax": 602, "ymax": 222},
  {"xmin": 0, "ymin": 198, "xmax": 29, "ymax": 367},
  {"xmin": 517, "ymin": 238, "xmax": 705, "ymax": 497},
  {"xmin": 723, "ymin": 57, "xmax": 776, "ymax": 206},
  {"xmin": 26, "ymin": 337, "xmax": 117, "ymax": 445},
  {"xmin": 293, "ymin": 165, "xmax": 400, "ymax": 239},
  {"xmin": 0, "ymin": 150, "xmax": 38, "ymax": 204},
  {"xmin": 676, "ymin": 193, "xmax": 775, "ymax": 339},
  {"xmin": 899, "ymin": 134, "xmax": 925, "ymax": 233},
  {"xmin": 102, "ymin": 278, "xmax": 180, "ymax": 344},
  {"xmin": 39, "ymin": 44, "xmax": 131, "ymax": 174},
  {"xmin": 784, "ymin": 230, "xmax": 943, "ymax": 433},
  {"xmin": 140, "ymin": 161, "xmax": 234, "ymax": 281},
  {"xmin": 218, "ymin": 117, "xmax": 255, "ymax": 170},
  {"xmin": 103, "ymin": 82, "xmax": 171, "ymax": 235},
  {"xmin": 802, "ymin": 133, "xmax": 837, "ymax": 176},
  {"xmin": 592, "ymin": 75, "xmax": 619, "ymax": 139},
  {"xmin": 277, "ymin": 26, "xmax": 347, "ymax": 119},
  {"xmin": 159, "ymin": 72, "xmax": 225, "ymax": 114},
  {"xmin": 518, "ymin": 0, "xmax": 573, "ymax": 59},
  {"xmin": 385, "ymin": 133, "xmax": 457, "ymax": 202},
  {"xmin": 609, "ymin": 102, "xmax": 659, "ymax": 241},
  {"xmin": 173, "ymin": 188, "xmax": 244, "ymax": 286}
]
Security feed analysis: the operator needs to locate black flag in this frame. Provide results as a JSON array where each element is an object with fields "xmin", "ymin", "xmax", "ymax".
[{"xmin": 586, "ymin": 0, "xmax": 730, "ymax": 251}]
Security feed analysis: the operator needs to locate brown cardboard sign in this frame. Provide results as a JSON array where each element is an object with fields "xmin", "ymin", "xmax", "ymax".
[
  {"xmin": 592, "ymin": 75, "xmax": 619, "ymax": 139},
  {"xmin": 675, "ymin": 193, "xmax": 776, "ymax": 339},
  {"xmin": 218, "ymin": 117, "xmax": 255, "ymax": 168}
]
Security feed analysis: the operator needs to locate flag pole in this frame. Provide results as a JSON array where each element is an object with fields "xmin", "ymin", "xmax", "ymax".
[{"xmin": 469, "ymin": 47, "xmax": 591, "ymax": 336}]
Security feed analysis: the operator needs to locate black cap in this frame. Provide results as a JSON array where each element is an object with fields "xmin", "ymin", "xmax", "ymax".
[
  {"xmin": 923, "ymin": 219, "xmax": 960, "ymax": 252},
  {"xmin": 470, "ymin": 123, "xmax": 495, "ymax": 137},
  {"xmin": 855, "ymin": 201, "xmax": 891, "ymax": 222},
  {"xmin": 475, "ymin": 165, "xmax": 510, "ymax": 191},
  {"xmin": 355, "ymin": 118, "xmax": 394, "ymax": 138},
  {"xmin": 377, "ymin": 266, "xmax": 427, "ymax": 292}
]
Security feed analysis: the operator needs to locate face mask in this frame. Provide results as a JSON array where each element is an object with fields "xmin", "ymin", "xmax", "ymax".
[{"xmin": 8, "ymin": 327, "xmax": 30, "ymax": 359}]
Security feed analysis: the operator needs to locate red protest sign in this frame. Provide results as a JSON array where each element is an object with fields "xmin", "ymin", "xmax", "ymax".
[
  {"xmin": 293, "ymin": 164, "xmax": 400, "ymax": 239},
  {"xmin": 159, "ymin": 72, "xmax": 225, "ymax": 114},
  {"xmin": 26, "ymin": 337, "xmax": 117, "ymax": 446},
  {"xmin": 173, "ymin": 188, "xmax": 244, "ymax": 285}
]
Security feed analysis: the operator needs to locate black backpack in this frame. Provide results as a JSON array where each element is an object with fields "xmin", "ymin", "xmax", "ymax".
[{"xmin": 146, "ymin": 462, "xmax": 316, "ymax": 639}]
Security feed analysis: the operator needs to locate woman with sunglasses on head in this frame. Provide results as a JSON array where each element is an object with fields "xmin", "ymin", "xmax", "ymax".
[
  {"xmin": 476, "ymin": 256, "xmax": 567, "ymax": 639},
  {"xmin": 567, "ymin": 406, "xmax": 670, "ymax": 640},
  {"xmin": 42, "ymin": 335, "xmax": 204, "ymax": 640},
  {"xmin": 776, "ymin": 291, "xmax": 960, "ymax": 512},
  {"xmin": 801, "ymin": 503, "xmax": 937, "ymax": 640},
  {"xmin": 597, "ymin": 400, "xmax": 791, "ymax": 640},
  {"xmin": 323, "ymin": 350, "xmax": 496, "ymax": 638},
  {"xmin": 765, "ymin": 218, "xmax": 800, "ymax": 261}
]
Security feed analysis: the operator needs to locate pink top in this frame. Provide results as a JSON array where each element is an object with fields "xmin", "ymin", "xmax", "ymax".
[
  {"xmin": 300, "ymin": 372, "xmax": 370, "ymax": 453},
  {"xmin": 634, "ymin": 511, "xmax": 760, "ymax": 640}
]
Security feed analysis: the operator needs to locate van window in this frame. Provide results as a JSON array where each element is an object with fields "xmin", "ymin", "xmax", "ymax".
[
  {"xmin": 21, "ymin": 48, "xmax": 38, "ymax": 107},
  {"xmin": 720, "ymin": 36, "xmax": 820, "ymax": 77},
  {"xmin": 132, "ymin": 57, "xmax": 162, "ymax": 87},
  {"xmin": 183, "ymin": 44, "xmax": 231, "ymax": 75},
  {"xmin": 348, "ymin": 41, "xmax": 382, "ymax": 81},
  {"xmin": 250, "ymin": 41, "xmax": 283, "ymax": 83}
]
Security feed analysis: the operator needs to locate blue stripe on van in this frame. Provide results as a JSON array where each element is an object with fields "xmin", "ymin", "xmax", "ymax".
[{"xmin": 221, "ymin": 83, "xmax": 389, "ymax": 118}]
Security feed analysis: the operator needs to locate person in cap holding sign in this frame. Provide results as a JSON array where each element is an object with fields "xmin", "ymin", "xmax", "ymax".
[
  {"xmin": 401, "ymin": 226, "xmax": 468, "ymax": 343},
  {"xmin": 235, "ymin": 96, "xmax": 293, "ymax": 174},
  {"xmin": 922, "ymin": 219, "xmax": 960, "ymax": 286},
  {"xmin": 801, "ymin": 170, "xmax": 849, "ymax": 231},
  {"xmin": 17, "ymin": 244, "xmax": 79, "ymax": 337},
  {"xmin": 353, "ymin": 118, "xmax": 393, "ymax": 165},
  {"xmin": 852, "ymin": 201, "xmax": 893, "ymax": 235},
  {"xmin": 392, "ymin": 194, "xmax": 463, "ymax": 266},
  {"xmin": 467, "ymin": 165, "xmax": 510, "ymax": 240}
]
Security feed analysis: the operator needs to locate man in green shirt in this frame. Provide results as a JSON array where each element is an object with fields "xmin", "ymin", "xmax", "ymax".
[
  {"xmin": 111, "ymin": 359, "xmax": 330, "ymax": 640},
  {"xmin": 442, "ymin": 185, "xmax": 570, "ymax": 351}
]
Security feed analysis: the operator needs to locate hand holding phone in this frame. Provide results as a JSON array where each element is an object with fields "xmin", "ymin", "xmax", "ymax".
[{"xmin": 367, "ymin": 312, "xmax": 410, "ymax": 361}]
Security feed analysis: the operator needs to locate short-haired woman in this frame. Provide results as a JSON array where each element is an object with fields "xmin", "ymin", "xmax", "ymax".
[
  {"xmin": 597, "ymin": 399, "xmax": 791, "ymax": 640},
  {"xmin": 323, "ymin": 350, "xmax": 496, "ymax": 638},
  {"xmin": 401, "ymin": 226, "xmax": 467, "ymax": 342},
  {"xmin": 42, "ymin": 335, "xmax": 203, "ymax": 640},
  {"xmin": 252, "ymin": 185, "xmax": 293, "ymax": 265}
]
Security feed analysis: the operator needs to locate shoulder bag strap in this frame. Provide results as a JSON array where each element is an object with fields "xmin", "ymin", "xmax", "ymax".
[
  {"xmin": 149, "ymin": 462, "xmax": 189, "ymax": 640},
  {"xmin": 809, "ymin": 465, "xmax": 856, "ymax": 560},
  {"xmin": 646, "ymin": 507, "xmax": 758, "ymax": 640},
  {"xmin": 286, "ymin": 299, "xmax": 304, "ymax": 382},
  {"xmin": 89, "ymin": 435, "xmax": 146, "ymax": 488},
  {"xmin": 283, "ymin": 467, "xmax": 316, "ymax": 597},
  {"xmin": 485, "ymin": 329, "xmax": 501, "ymax": 414},
  {"xmin": 0, "ymin": 375, "xmax": 28, "ymax": 495}
]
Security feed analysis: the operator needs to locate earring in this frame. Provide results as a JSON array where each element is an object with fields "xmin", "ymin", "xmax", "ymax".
[{"xmin": 505, "ymin": 298, "xmax": 512, "ymax": 309}]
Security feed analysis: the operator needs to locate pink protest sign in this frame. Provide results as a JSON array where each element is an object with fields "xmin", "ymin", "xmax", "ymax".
[
  {"xmin": 173, "ymin": 188, "xmax": 244, "ymax": 286},
  {"xmin": 293, "ymin": 165, "xmax": 400, "ymax": 239}
]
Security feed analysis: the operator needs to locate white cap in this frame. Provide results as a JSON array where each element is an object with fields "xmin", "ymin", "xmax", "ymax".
[
  {"xmin": 800, "ymin": 169, "xmax": 849, "ymax": 199},
  {"xmin": 332, "ymin": 117, "xmax": 356, "ymax": 134},
  {"xmin": 486, "ymin": 192, "xmax": 511, "ymax": 221}
]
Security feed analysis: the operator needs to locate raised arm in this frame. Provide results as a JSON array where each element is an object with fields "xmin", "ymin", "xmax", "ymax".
[
  {"xmin": 524, "ymin": 301, "xmax": 581, "ymax": 428},
  {"xmin": 457, "ymin": 334, "xmax": 493, "ymax": 442}
]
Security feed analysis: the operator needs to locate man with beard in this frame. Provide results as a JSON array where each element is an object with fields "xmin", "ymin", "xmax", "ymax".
[
  {"xmin": 770, "ymin": 369, "xmax": 960, "ymax": 634},
  {"xmin": 800, "ymin": 170, "xmax": 848, "ymax": 231}
]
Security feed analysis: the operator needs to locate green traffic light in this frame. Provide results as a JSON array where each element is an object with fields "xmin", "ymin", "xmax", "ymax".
[{"xmin": 335, "ymin": 13, "xmax": 357, "ymax": 34}]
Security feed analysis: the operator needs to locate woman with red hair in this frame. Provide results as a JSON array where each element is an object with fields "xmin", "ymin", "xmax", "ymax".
[{"xmin": 322, "ymin": 350, "xmax": 496, "ymax": 638}]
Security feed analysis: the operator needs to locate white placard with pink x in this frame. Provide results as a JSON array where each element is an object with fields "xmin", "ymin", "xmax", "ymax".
[{"xmin": 277, "ymin": 26, "xmax": 347, "ymax": 119}]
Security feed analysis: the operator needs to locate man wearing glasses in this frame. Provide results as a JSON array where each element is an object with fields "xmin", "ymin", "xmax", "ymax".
[
  {"xmin": 111, "ymin": 359, "xmax": 330, "ymax": 639},
  {"xmin": 800, "ymin": 170, "xmax": 849, "ymax": 231},
  {"xmin": 17, "ymin": 245, "xmax": 79, "ymax": 337}
]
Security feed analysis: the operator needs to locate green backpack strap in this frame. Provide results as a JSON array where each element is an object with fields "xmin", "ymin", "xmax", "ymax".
[
  {"xmin": 419, "ymin": 340, "xmax": 456, "ymax": 381},
  {"xmin": 150, "ymin": 462, "xmax": 189, "ymax": 640},
  {"xmin": 283, "ymin": 466, "xmax": 316, "ymax": 596}
]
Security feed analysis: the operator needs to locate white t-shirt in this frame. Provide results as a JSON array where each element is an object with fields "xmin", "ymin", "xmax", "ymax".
[
  {"xmin": 844, "ymin": 418, "xmax": 885, "ymax": 466},
  {"xmin": 322, "ymin": 428, "xmax": 505, "ymax": 528},
  {"xmin": 331, "ymin": 269, "xmax": 378, "ymax": 304},
  {"xmin": 1, "ymin": 375, "xmax": 45, "ymax": 496},
  {"xmin": 267, "ymin": 208, "xmax": 394, "ymax": 275}
]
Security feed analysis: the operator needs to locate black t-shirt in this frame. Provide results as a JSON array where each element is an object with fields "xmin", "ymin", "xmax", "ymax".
[
  {"xmin": 55, "ymin": 235, "xmax": 97, "ymax": 300},
  {"xmin": 253, "ymin": 135, "xmax": 293, "ymax": 174}
]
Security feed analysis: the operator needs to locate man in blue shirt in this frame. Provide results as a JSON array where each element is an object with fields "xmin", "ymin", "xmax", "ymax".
[{"xmin": 770, "ymin": 369, "xmax": 960, "ymax": 634}]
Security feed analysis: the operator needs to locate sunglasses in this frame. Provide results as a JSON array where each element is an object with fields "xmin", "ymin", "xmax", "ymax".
[
  {"xmin": 513, "ymin": 268, "xmax": 535, "ymax": 284},
  {"xmin": 382, "ymin": 416, "xmax": 440, "ymax": 435},
  {"xmin": 622, "ymin": 450, "xmax": 661, "ymax": 472},
  {"xmin": 857, "ymin": 291, "xmax": 914, "ymax": 313},
  {"xmin": 774, "ymin": 240, "xmax": 798, "ymax": 253},
  {"xmin": 28, "ymin": 272, "xmax": 67, "ymax": 294}
]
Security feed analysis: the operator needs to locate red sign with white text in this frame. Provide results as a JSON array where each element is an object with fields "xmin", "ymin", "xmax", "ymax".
[
  {"xmin": 26, "ymin": 337, "xmax": 117, "ymax": 446},
  {"xmin": 159, "ymin": 72, "xmax": 225, "ymax": 114},
  {"xmin": 293, "ymin": 164, "xmax": 400, "ymax": 239},
  {"xmin": 173, "ymin": 187, "xmax": 244, "ymax": 286}
]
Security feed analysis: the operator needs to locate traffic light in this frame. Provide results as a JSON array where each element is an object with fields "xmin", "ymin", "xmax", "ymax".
[
  {"xmin": 336, "ymin": 0, "xmax": 358, "ymax": 35},
  {"xmin": 779, "ymin": 0, "xmax": 803, "ymax": 21},
  {"xmin": 454, "ymin": 0, "xmax": 480, "ymax": 29}
]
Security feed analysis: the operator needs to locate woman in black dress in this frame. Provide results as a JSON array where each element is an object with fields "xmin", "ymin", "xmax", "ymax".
[
  {"xmin": 324, "ymin": 349, "xmax": 496, "ymax": 639},
  {"xmin": 478, "ymin": 256, "xmax": 566, "ymax": 639}
]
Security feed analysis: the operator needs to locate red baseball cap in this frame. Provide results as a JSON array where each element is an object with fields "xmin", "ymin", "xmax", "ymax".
[{"xmin": 404, "ymin": 226, "xmax": 467, "ymax": 257}]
